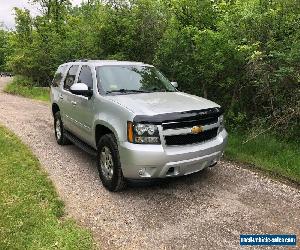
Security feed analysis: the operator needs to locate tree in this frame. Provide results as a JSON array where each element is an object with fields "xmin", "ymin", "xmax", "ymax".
[{"xmin": 0, "ymin": 26, "xmax": 9, "ymax": 71}]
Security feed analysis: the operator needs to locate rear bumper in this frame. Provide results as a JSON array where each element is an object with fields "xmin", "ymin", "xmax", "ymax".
[{"xmin": 119, "ymin": 129, "xmax": 228, "ymax": 179}]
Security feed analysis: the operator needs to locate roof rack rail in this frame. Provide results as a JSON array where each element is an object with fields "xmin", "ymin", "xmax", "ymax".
[
  {"xmin": 78, "ymin": 58, "xmax": 90, "ymax": 62},
  {"xmin": 68, "ymin": 59, "xmax": 90, "ymax": 62}
]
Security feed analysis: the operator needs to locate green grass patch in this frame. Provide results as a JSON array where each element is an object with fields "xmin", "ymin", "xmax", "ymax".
[
  {"xmin": 0, "ymin": 125, "xmax": 94, "ymax": 249},
  {"xmin": 4, "ymin": 75, "xmax": 50, "ymax": 102},
  {"xmin": 226, "ymin": 132, "xmax": 300, "ymax": 183}
]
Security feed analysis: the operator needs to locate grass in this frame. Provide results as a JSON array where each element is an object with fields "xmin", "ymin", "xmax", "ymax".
[
  {"xmin": 226, "ymin": 132, "xmax": 300, "ymax": 183},
  {"xmin": 0, "ymin": 125, "xmax": 94, "ymax": 250},
  {"xmin": 4, "ymin": 76, "xmax": 50, "ymax": 102}
]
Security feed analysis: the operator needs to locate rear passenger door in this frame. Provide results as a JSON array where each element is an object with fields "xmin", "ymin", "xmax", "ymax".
[{"xmin": 60, "ymin": 65, "xmax": 80, "ymax": 133}]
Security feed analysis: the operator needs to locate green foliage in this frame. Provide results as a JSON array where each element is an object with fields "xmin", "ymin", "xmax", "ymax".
[
  {"xmin": 0, "ymin": 125, "xmax": 94, "ymax": 249},
  {"xmin": 97, "ymin": 0, "xmax": 168, "ymax": 63},
  {"xmin": 5, "ymin": 76, "xmax": 50, "ymax": 102},
  {"xmin": 0, "ymin": 28, "xmax": 9, "ymax": 71},
  {"xmin": 1, "ymin": 0, "xmax": 299, "ymax": 137},
  {"xmin": 226, "ymin": 132, "xmax": 300, "ymax": 183}
]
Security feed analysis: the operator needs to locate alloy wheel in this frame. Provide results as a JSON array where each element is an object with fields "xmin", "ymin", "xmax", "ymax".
[{"xmin": 100, "ymin": 146, "xmax": 114, "ymax": 180}]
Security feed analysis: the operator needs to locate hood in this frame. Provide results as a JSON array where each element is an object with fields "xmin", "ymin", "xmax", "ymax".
[{"xmin": 106, "ymin": 92, "xmax": 220, "ymax": 116}]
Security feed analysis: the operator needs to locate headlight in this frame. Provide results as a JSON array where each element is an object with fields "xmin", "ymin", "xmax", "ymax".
[
  {"xmin": 218, "ymin": 115, "xmax": 225, "ymax": 133},
  {"xmin": 127, "ymin": 122, "xmax": 160, "ymax": 144}
]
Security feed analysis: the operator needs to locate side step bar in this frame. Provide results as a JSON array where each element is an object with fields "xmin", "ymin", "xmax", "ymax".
[{"xmin": 64, "ymin": 131, "xmax": 97, "ymax": 157}]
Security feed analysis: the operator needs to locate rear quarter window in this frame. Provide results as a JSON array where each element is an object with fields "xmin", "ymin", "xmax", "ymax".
[{"xmin": 52, "ymin": 65, "xmax": 67, "ymax": 87}]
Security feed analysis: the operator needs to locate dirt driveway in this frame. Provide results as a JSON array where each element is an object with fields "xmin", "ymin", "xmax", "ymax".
[{"xmin": 0, "ymin": 77, "xmax": 299, "ymax": 249}]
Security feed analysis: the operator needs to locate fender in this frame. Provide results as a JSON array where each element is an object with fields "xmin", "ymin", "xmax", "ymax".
[{"xmin": 93, "ymin": 118, "xmax": 123, "ymax": 149}]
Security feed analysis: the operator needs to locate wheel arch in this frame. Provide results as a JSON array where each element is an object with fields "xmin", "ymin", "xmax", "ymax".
[
  {"xmin": 94, "ymin": 121, "xmax": 119, "ymax": 147},
  {"xmin": 52, "ymin": 103, "xmax": 60, "ymax": 116}
]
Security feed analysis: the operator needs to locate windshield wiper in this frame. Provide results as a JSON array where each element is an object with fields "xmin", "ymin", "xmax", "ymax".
[
  {"xmin": 150, "ymin": 87, "xmax": 166, "ymax": 92},
  {"xmin": 106, "ymin": 89, "xmax": 150, "ymax": 94},
  {"xmin": 150, "ymin": 87, "xmax": 175, "ymax": 92}
]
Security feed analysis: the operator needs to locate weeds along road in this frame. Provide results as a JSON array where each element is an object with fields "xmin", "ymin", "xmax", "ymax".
[{"xmin": 0, "ymin": 77, "xmax": 299, "ymax": 250}]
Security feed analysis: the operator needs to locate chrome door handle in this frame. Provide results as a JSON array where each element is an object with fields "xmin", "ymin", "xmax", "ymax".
[
  {"xmin": 59, "ymin": 95, "xmax": 64, "ymax": 100},
  {"xmin": 71, "ymin": 101, "xmax": 77, "ymax": 106}
]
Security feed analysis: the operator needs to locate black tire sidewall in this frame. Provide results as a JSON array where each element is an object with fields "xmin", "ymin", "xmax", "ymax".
[
  {"xmin": 97, "ymin": 134, "xmax": 125, "ymax": 191},
  {"xmin": 54, "ymin": 112, "xmax": 65, "ymax": 145}
]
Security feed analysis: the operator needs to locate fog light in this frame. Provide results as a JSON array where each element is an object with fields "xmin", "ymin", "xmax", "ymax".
[
  {"xmin": 138, "ymin": 167, "xmax": 156, "ymax": 177},
  {"xmin": 139, "ymin": 168, "xmax": 146, "ymax": 176}
]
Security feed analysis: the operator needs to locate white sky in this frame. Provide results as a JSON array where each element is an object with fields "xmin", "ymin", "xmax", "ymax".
[{"xmin": 0, "ymin": 0, "xmax": 85, "ymax": 29}]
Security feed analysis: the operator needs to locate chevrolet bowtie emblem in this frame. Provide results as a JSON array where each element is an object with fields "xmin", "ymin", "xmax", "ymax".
[{"xmin": 191, "ymin": 125, "xmax": 203, "ymax": 134}]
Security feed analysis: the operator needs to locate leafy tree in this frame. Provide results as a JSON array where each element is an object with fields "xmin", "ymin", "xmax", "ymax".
[{"xmin": 0, "ymin": 27, "xmax": 9, "ymax": 71}]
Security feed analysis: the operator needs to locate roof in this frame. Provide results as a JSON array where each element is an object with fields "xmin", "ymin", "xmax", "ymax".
[{"xmin": 63, "ymin": 60, "xmax": 153, "ymax": 67}]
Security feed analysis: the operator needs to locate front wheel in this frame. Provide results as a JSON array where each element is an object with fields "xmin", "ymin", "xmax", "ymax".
[
  {"xmin": 54, "ymin": 111, "xmax": 69, "ymax": 145},
  {"xmin": 97, "ymin": 134, "xmax": 126, "ymax": 191}
]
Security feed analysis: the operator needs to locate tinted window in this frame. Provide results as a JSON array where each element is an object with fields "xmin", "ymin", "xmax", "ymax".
[
  {"xmin": 78, "ymin": 65, "xmax": 93, "ymax": 89},
  {"xmin": 52, "ymin": 65, "xmax": 67, "ymax": 87},
  {"xmin": 64, "ymin": 65, "xmax": 79, "ymax": 90}
]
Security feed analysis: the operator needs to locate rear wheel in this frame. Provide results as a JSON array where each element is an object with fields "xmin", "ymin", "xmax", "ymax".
[
  {"xmin": 97, "ymin": 134, "xmax": 126, "ymax": 191},
  {"xmin": 54, "ymin": 111, "xmax": 69, "ymax": 145}
]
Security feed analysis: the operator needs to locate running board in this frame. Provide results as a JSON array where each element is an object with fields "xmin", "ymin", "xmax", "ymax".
[{"xmin": 65, "ymin": 131, "xmax": 97, "ymax": 157}]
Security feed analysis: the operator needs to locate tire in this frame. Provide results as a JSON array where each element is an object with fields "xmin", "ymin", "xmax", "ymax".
[
  {"xmin": 54, "ymin": 111, "xmax": 69, "ymax": 145},
  {"xmin": 97, "ymin": 134, "xmax": 126, "ymax": 192}
]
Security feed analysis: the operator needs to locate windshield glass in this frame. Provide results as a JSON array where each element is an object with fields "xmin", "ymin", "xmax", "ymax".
[{"xmin": 96, "ymin": 65, "xmax": 176, "ymax": 94}]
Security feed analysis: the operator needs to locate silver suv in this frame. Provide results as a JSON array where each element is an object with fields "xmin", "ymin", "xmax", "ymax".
[{"xmin": 51, "ymin": 60, "xmax": 228, "ymax": 191}]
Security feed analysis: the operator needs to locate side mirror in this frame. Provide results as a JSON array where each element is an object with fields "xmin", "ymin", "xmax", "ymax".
[
  {"xmin": 171, "ymin": 81, "xmax": 178, "ymax": 88},
  {"xmin": 70, "ymin": 83, "xmax": 93, "ymax": 98}
]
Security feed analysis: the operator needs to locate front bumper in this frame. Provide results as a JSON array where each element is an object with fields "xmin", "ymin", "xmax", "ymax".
[{"xmin": 119, "ymin": 129, "xmax": 228, "ymax": 179}]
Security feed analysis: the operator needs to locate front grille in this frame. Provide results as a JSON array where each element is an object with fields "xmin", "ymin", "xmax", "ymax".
[
  {"xmin": 164, "ymin": 128, "xmax": 218, "ymax": 146},
  {"xmin": 162, "ymin": 117, "xmax": 218, "ymax": 130}
]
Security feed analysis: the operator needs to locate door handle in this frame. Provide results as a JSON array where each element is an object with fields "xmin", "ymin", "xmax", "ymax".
[
  {"xmin": 71, "ymin": 101, "xmax": 77, "ymax": 106},
  {"xmin": 59, "ymin": 94, "xmax": 64, "ymax": 100}
]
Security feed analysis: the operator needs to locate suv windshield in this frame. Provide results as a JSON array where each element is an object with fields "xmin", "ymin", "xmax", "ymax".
[{"xmin": 96, "ymin": 65, "xmax": 176, "ymax": 94}]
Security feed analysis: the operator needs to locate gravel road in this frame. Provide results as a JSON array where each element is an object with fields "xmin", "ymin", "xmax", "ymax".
[{"xmin": 0, "ymin": 77, "xmax": 299, "ymax": 249}]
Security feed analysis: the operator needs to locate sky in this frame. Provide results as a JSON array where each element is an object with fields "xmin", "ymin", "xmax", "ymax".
[{"xmin": 0, "ymin": 0, "xmax": 84, "ymax": 29}]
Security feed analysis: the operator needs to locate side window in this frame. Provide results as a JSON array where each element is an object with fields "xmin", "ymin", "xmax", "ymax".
[
  {"xmin": 52, "ymin": 65, "xmax": 67, "ymax": 87},
  {"xmin": 78, "ymin": 65, "xmax": 93, "ymax": 89},
  {"xmin": 64, "ymin": 65, "xmax": 79, "ymax": 91}
]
